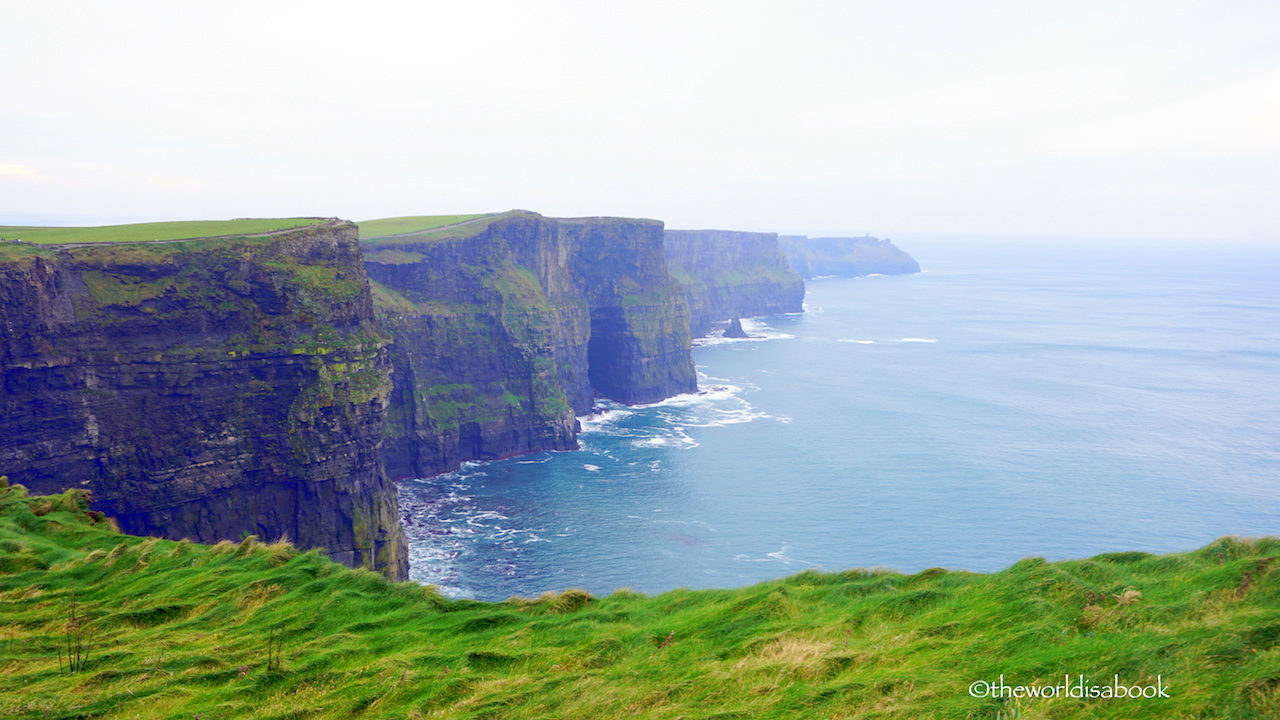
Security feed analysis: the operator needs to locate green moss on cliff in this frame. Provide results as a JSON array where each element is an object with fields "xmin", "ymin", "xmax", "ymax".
[{"xmin": 367, "ymin": 279, "xmax": 421, "ymax": 314}]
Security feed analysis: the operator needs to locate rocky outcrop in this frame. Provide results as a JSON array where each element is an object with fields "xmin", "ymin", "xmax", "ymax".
[
  {"xmin": 363, "ymin": 211, "xmax": 696, "ymax": 480},
  {"xmin": 777, "ymin": 235, "xmax": 920, "ymax": 278},
  {"xmin": 663, "ymin": 229, "xmax": 805, "ymax": 337},
  {"xmin": 723, "ymin": 317, "xmax": 750, "ymax": 339},
  {"xmin": 0, "ymin": 221, "xmax": 407, "ymax": 579}
]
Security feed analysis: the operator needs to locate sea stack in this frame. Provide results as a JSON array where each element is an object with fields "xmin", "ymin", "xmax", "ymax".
[{"xmin": 723, "ymin": 317, "xmax": 750, "ymax": 339}]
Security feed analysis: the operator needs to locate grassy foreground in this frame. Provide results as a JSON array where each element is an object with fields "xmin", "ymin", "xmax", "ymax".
[
  {"xmin": 2, "ymin": 482, "xmax": 1279, "ymax": 719},
  {"xmin": 0, "ymin": 218, "xmax": 327, "ymax": 245}
]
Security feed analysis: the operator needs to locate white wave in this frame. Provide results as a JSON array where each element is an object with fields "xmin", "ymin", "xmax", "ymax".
[
  {"xmin": 583, "ymin": 464, "xmax": 601, "ymax": 472},
  {"xmin": 838, "ymin": 339, "xmax": 877, "ymax": 344},
  {"xmin": 577, "ymin": 406, "xmax": 633, "ymax": 433},
  {"xmin": 677, "ymin": 407, "xmax": 768, "ymax": 428},
  {"xmin": 634, "ymin": 383, "xmax": 741, "ymax": 408},
  {"xmin": 632, "ymin": 433, "xmax": 699, "ymax": 450},
  {"xmin": 652, "ymin": 519, "xmax": 716, "ymax": 531},
  {"xmin": 898, "ymin": 337, "xmax": 938, "ymax": 343},
  {"xmin": 733, "ymin": 545, "xmax": 821, "ymax": 567}
]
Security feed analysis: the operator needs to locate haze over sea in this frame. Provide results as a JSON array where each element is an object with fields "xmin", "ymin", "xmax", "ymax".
[{"xmin": 400, "ymin": 240, "xmax": 1280, "ymax": 601}]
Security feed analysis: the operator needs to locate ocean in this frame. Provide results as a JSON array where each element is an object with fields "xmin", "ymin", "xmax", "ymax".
[{"xmin": 398, "ymin": 239, "xmax": 1280, "ymax": 601}]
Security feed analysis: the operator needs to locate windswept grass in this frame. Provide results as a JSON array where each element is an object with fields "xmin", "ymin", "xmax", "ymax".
[
  {"xmin": 2, "ymin": 478, "xmax": 1279, "ymax": 719},
  {"xmin": 357, "ymin": 214, "xmax": 493, "ymax": 239},
  {"xmin": 0, "ymin": 218, "xmax": 328, "ymax": 245}
]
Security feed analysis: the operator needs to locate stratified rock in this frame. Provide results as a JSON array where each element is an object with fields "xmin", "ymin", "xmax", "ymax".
[
  {"xmin": 777, "ymin": 235, "xmax": 920, "ymax": 278},
  {"xmin": 663, "ymin": 229, "xmax": 804, "ymax": 337},
  {"xmin": 363, "ymin": 211, "xmax": 697, "ymax": 480},
  {"xmin": 0, "ymin": 221, "xmax": 407, "ymax": 579}
]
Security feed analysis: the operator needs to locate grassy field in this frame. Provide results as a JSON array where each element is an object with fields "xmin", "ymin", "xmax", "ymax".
[
  {"xmin": 3, "ymin": 481, "xmax": 1279, "ymax": 719},
  {"xmin": 357, "ymin": 215, "xmax": 493, "ymax": 239},
  {"xmin": 0, "ymin": 218, "xmax": 328, "ymax": 245}
]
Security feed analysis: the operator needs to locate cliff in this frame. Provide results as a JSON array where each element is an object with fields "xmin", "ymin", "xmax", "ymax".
[
  {"xmin": 0, "ymin": 220, "xmax": 407, "ymax": 579},
  {"xmin": 663, "ymin": 229, "xmax": 805, "ymax": 337},
  {"xmin": 778, "ymin": 235, "xmax": 920, "ymax": 278},
  {"xmin": 362, "ymin": 211, "xmax": 696, "ymax": 480}
]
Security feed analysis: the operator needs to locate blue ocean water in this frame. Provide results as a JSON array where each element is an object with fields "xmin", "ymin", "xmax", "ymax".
[{"xmin": 399, "ymin": 240, "xmax": 1280, "ymax": 601}]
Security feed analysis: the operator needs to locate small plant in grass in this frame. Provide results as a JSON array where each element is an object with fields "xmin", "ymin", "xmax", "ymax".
[
  {"xmin": 57, "ymin": 590, "xmax": 95, "ymax": 673},
  {"xmin": 266, "ymin": 628, "xmax": 285, "ymax": 672}
]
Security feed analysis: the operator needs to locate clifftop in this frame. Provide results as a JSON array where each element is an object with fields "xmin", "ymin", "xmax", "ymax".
[{"xmin": 0, "ymin": 220, "xmax": 406, "ymax": 578}]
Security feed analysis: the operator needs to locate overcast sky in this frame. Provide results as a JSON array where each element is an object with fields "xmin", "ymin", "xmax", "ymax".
[{"xmin": 2, "ymin": 0, "xmax": 1277, "ymax": 241}]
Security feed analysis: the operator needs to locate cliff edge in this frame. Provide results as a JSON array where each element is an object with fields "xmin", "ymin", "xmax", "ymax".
[
  {"xmin": 0, "ymin": 220, "xmax": 407, "ymax": 578},
  {"xmin": 362, "ymin": 211, "xmax": 697, "ymax": 480},
  {"xmin": 664, "ymin": 229, "xmax": 805, "ymax": 337}
]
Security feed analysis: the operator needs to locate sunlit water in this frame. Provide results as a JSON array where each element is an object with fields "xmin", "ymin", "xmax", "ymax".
[{"xmin": 399, "ymin": 240, "xmax": 1280, "ymax": 600}]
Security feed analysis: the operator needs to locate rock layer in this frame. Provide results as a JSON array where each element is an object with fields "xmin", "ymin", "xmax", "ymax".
[
  {"xmin": 0, "ymin": 221, "xmax": 407, "ymax": 578},
  {"xmin": 363, "ymin": 211, "xmax": 696, "ymax": 480}
]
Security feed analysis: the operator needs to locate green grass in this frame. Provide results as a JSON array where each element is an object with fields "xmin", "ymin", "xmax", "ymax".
[
  {"xmin": 3, "ymin": 480, "xmax": 1280, "ymax": 719},
  {"xmin": 356, "ymin": 215, "xmax": 493, "ymax": 239},
  {"xmin": 360, "ymin": 211, "xmax": 531, "ymax": 245},
  {"xmin": 0, "ymin": 218, "xmax": 328, "ymax": 245}
]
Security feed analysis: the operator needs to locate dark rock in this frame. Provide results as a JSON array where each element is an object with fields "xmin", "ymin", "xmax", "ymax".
[{"xmin": 723, "ymin": 317, "xmax": 750, "ymax": 339}]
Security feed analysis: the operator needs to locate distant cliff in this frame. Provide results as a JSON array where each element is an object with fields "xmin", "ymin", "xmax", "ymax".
[
  {"xmin": 0, "ymin": 221, "xmax": 407, "ymax": 579},
  {"xmin": 778, "ymin": 235, "xmax": 920, "ymax": 278},
  {"xmin": 664, "ymin": 229, "xmax": 805, "ymax": 337},
  {"xmin": 363, "ymin": 211, "xmax": 696, "ymax": 480}
]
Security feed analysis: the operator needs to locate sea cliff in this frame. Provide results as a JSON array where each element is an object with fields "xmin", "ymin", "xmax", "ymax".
[
  {"xmin": 0, "ymin": 220, "xmax": 407, "ymax": 578},
  {"xmin": 362, "ymin": 211, "xmax": 697, "ymax": 480},
  {"xmin": 778, "ymin": 235, "xmax": 920, "ymax": 278},
  {"xmin": 664, "ymin": 229, "xmax": 805, "ymax": 337}
]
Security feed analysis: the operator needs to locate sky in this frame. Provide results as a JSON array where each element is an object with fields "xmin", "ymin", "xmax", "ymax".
[{"xmin": 2, "ymin": 0, "xmax": 1278, "ymax": 241}]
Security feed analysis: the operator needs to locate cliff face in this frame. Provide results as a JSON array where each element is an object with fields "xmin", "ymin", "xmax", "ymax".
[
  {"xmin": 777, "ymin": 235, "xmax": 920, "ymax": 278},
  {"xmin": 664, "ymin": 229, "xmax": 805, "ymax": 337},
  {"xmin": 363, "ymin": 212, "xmax": 696, "ymax": 480},
  {"xmin": 0, "ymin": 221, "xmax": 407, "ymax": 579}
]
